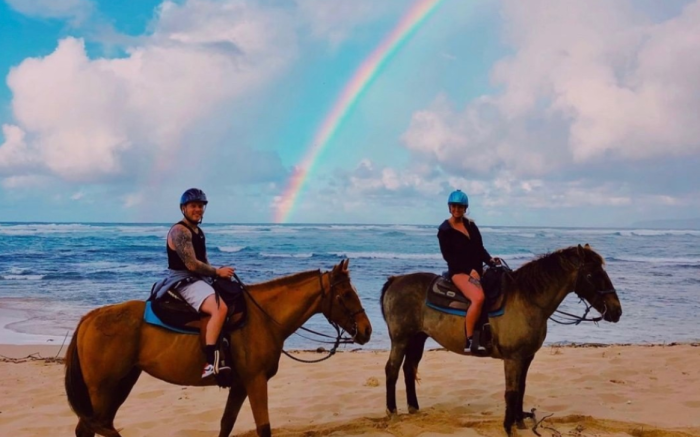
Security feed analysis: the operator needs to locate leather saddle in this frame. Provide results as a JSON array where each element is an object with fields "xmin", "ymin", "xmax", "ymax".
[
  {"xmin": 148, "ymin": 288, "xmax": 246, "ymax": 335},
  {"xmin": 426, "ymin": 265, "xmax": 510, "ymax": 318}
]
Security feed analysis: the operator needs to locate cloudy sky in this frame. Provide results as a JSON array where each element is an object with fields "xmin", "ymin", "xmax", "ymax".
[{"xmin": 1, "ymin": 0, "xmax": 699, "ymax": 227}]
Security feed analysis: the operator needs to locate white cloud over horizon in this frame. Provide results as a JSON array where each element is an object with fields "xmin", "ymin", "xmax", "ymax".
[
  {"xmin": 1, "ymin": 0, "xmax": 699, "ymax": 226},
  {"xmin": 1, "ymin": 0, "xmax": 298, "ymax": 186},
  {"xmin": 402, "ymin": 0, "xmax": 700, "ymax": 176}
]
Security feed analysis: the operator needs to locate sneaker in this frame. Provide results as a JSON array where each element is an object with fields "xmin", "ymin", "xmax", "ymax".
[
  {"xmin": 464, "ymin": 337, "xmax": 472, "ymax": 353},
  {"xmin": 202, "ymin": 363, "xmax": 216, "ymax": 378}
]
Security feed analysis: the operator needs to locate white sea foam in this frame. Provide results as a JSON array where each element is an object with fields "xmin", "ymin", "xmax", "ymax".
[
  {"xmin": 611, "ymin": 256, "xmax": 700, "ymax": 264},
  {"xmin": 218, "ymin": 246, "xmax": 247, "ymax": 253},
  {"xmin": 0, "ymin": 223, "xmax": 97, "ymax": 236},
  {"xmin": 330, "ymin": 252, "xmax": 443, "ymax": 260},
  {"xmin": 1, "ymin": 274, "xmax": 45, "ymax": 280},
  {"xmin": 260, "ymin": 252, "xmax": 314, "ymax": 258}
]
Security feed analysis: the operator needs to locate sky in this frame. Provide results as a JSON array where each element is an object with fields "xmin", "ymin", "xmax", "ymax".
[{"xmin": 1, "ymin": 0, "xmax": 699, "ymax": 227}]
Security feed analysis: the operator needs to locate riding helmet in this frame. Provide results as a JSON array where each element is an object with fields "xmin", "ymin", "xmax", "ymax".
[
  {"xmin": 447, "ymin": 190, "xmax": 468, "ymax": 207},
  {"xmin": 180, "ymin": 188, "xmax": 208, "ymax": 207}
]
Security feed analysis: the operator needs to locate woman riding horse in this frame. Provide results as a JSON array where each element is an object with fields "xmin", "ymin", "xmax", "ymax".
[{"xmin": 381, "ymin": 244, "xmax": 622, "ymax": 436}]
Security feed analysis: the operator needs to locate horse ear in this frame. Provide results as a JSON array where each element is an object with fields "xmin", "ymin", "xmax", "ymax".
[
  {"xmin": 584, "ymin": 243, "xmax": 591, "ymax": 249},
  {"xmin": 341, "ymin": 258, "xmax": 350, "ymax": 273}
]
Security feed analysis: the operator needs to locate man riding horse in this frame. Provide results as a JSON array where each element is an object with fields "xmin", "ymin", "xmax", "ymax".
[{"xmin": 152, "ymin": 188, "xmax": 236, "ymax": 378}]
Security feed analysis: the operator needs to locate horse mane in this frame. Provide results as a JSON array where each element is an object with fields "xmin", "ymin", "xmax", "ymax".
[
  {"xmin": 511, "ymin": 246, "xmax": 604, "ymax": 296},
  {"xmin": 248, "ymin": 269, "xmax": 322, "ymax": 292}
]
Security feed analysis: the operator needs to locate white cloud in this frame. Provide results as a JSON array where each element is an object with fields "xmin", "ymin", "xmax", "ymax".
[
  {"xmin": 2, "ymin": 0, "xmax": 297, "ymax": 185},
  {"xmin": 0, "ymin": 124, "xmax": 41, "ymax": 175},
  {"xmin": 296, "ymin": 0, "xmax": 398, "ymax": 48},
  {"xmin": 402, "ymin": 0, "xmax": 700, "ymax": 177},
  {"xmin": 5, "ymin": 0, "xmax": 93, "ymax": 24},
  {"xmin": 122, "ymin": 192, "xmax": 144, "ymax": 208}
]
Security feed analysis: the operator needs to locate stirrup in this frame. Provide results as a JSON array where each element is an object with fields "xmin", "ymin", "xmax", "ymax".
[{"xmin": 213, "ymin": 349, "xmax": 231, "ymax": 374}]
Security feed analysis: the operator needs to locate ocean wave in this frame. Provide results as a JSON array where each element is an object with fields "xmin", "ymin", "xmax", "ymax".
[
  {"xmin": 260, "ymin": 252, "xmax": 315, "ymax": 258},
  {"xmin": 217, "ymin": 246, "xmax": 248, "ymax": 253},
  {"xmin": 330, "ymin": 252, "xmax": 443, "ymax": 260},
  {"xmin": 1, "ymin": 274, "xmax": 45, "ymax": 280},
  {"xmin": 208, "ymin": 225, "xmax": 298, "ymax": 235},
  {"xmin": 0, "ymin": 223, "xmax": 98, "ymax": 236},
  {"xmin": 608, "ymin": 256, "xmax": 700, "ymax": 264}
]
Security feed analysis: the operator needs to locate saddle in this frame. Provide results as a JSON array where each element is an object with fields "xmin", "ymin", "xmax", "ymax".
[
  {"xmin": 426, "ymin": 265, "xmax": 510, "ymax": 319},
  {"xmin": 145, "ymin": 279, "xmax": 248, "ymax": 388}
]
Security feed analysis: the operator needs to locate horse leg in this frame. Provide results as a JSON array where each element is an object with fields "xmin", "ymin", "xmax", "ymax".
[
  {"xmin": 245, "ymin": 374, "xmax": 272, "ymax": 437},
  {"xmin": 502, "ymin": 358, "xmax": 526, "ymax": 436},
  {"xmin": 82, "ymin": 367, "xmax": 141, "ymax": 437},
  {"xmin": 102, "ymin": 367, "xmax": 142, "ymax": 432},
  {"xmin": 515, "ymin": 355, "xmax": 535, "ymax": 429},
  {"xmin": 385, "ymin": 339, "xmax": 408, "ymax": 416},
  {"xmin": 403, "ymin": 333, "xmax": 428, "ymax": 414},
  {"xmin": 75, "ymin": 419, "xmax": 94, "ymax": 437},
  {"xmin": 218, "ymin": 385, "xmax": 248, "ymax": 437}
]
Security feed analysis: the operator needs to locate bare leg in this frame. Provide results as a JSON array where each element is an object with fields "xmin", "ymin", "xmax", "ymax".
[
  {"xmin": 385, "ymin": 339, "xmax": 408, "ymax": 416},
  {"xmin": 200, "ymin": 295, "xmax": 228, "ymax": 345},
  {"xmin": 452, "ymin": 273, "xmax": 485, "ymax": 339}
]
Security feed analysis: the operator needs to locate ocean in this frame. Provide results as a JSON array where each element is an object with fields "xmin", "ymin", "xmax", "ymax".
[{"xmin": 1, "ymin": 222, "xmax": 698, "ymax": 349}]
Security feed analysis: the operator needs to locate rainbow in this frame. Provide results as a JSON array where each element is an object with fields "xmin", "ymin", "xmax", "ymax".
[{"xmin": 274, "ymin": 0, "xmax": 443, "ymax": 223}]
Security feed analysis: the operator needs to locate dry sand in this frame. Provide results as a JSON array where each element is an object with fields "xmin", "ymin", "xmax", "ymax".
[{"xmin": 1, "ymin": 343, "xmax": 699, "ymax": 436}]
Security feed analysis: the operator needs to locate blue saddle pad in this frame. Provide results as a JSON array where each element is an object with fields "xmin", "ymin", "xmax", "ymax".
[
  {"xmin": 143, "ymin": 301, "xmax": 198, "ymax": 335},
  {"xmin": 426, "ymin": 301, "xmax": 505, "ymax": 318}
]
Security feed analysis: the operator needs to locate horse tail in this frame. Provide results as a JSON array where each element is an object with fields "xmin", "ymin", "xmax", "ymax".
[
  {"xmin": 64, "ymin": 318, "xmax": 94, "ymax": 421},
  {"xmin": 380, "ymin": 276, "xmax": 398, "ymax": 321}
]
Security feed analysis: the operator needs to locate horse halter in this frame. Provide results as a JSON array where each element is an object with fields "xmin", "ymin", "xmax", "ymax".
[
  {"xmin": 318, "ymin": 271, "xmax": 366, "ymax": 340},
  {"xmin": 550, "ymin": 263, "xmax": 617, "ymax": 326},
  {"xmin": 281, "ymin": 271, "xmax": 364, "ymax": 364}
]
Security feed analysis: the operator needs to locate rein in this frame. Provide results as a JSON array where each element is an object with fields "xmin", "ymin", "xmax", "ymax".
[
  {"xmin": 233, "ymin": 272, "xmax": 358, "ymax": 364},
  {"xmin": 549, "ymin": 266, "xmax": 616, "ymax": 325}
]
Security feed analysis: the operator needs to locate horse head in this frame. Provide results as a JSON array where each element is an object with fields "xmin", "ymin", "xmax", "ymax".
[
  {"xmin": 572, "ymin": 244, "xmax": 622, "ymax": 323},
  {"xmin": 322, "ymin": 259, "xmax": 372, "ymax": 345}
]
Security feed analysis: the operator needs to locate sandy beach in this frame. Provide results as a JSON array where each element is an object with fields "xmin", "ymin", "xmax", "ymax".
[{"xmin": 1, "ymin": 343, "xmax": 699, "ymax": 436}]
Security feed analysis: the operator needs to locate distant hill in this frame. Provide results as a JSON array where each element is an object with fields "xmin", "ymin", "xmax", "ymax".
[{"xmin": 631, "ymin": 218, "xmax": 700, "ymax": 230}]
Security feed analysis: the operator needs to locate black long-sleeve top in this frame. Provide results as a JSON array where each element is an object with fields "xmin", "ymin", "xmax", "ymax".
[{"xmin": 437, "ymin": 219, "xmax": 492, "ymax": 277}]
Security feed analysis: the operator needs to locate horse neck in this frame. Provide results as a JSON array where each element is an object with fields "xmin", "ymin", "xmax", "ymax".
[
  {"xmin": 248, "ymin": 271, "xmax": 326, "ymax": 339},
  {"xmin": 514, "ymin": 261, "xmax": 578, "ymax": 317}
]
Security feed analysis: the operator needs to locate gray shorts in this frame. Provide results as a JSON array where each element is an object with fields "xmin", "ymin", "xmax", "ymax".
[{"xmin": 178, "ymin": 279, "xmax": 215, "ymax": 312}]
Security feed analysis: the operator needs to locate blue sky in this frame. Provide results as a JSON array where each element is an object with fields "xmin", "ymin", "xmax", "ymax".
[{"xmin": 1, "ymin": 0, "xmax": 699, "ymax": 227}]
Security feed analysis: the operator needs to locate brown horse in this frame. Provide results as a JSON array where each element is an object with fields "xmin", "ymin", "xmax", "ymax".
[
  {"xmin": 65, "ymin": 259, "xmax": 371, "ymax": 437},
  {"xmin": 381, "ymin": 245, "xmax": 622, "ymax": 436}
]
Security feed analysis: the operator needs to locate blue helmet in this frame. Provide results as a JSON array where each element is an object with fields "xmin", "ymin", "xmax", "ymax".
[
  {"xmin": 447, "ymin": 190, "xmax": 468, "ymax": 206},
  {"xmin": 180, "ymin": 188, "xmax": 208, "ymax": 207}
]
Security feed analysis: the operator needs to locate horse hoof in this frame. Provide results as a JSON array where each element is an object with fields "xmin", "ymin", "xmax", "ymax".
[
  {"xmin": 516, "ymin": 420, "xmax": 527, "ymax": 429},
  {"xmin": 386, "ymin": 408, "xmax": 397, "ymax": 418},
  {"xmin": 408, "ymin": 406, "xmax": 419, "ymax": 414}
]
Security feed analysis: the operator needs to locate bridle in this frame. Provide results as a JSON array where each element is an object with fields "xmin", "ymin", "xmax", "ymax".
[
  {"xmin": 236, "ymin": 271, "xmax": 364, "ymax": 364},
  {"xmin": 549, "ymin": 264, "xmax": 617, "ymax": 326}
]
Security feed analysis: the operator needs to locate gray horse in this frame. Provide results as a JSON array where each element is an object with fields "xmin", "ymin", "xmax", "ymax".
[{"xmin": 380, "ymin": 244, "xmax": 622, "ymax": 435}]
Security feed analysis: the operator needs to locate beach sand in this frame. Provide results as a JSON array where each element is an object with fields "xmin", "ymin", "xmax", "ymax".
[{"xmin": 1, "ymin": 343, "xmax": 698, "ymax": 436}]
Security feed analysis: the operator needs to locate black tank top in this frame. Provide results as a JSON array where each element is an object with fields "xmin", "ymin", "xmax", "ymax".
[{"xmin": 167, "ymin": 221, "xmax": 207, "ymax": 271}]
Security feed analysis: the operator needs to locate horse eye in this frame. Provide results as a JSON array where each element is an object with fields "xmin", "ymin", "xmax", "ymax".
[{"xmin": 586, "ymin": 274, "xmax": 592, "ymax": 281}]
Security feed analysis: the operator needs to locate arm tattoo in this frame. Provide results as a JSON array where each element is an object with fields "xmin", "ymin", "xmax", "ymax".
[{"xmin": 170, "ymin": 226, "xmax": 217, "ymax": 276}]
